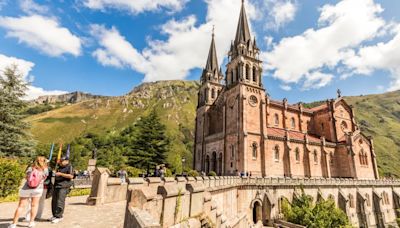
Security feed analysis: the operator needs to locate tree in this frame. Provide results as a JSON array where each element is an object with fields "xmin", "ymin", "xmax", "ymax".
[
  {"xmin": 282, "ymin": 189, "xmax": 350, "ymax": 228},
  {"xmin": 126, "ymin": 111, "xmax": 169, "ymax": 170},
  {"xmin": 0, "ymin": 65, "xmax": 34, "ymax": 157}
]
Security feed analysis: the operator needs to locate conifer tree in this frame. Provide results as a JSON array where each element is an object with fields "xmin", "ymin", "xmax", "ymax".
[
  {"xmin": 126, "ymin": 111, "xmax": 169, "ymax": 170},
  {"xmin": 0, "ymin": 65, "xmax": 33, "ymax": 156}
]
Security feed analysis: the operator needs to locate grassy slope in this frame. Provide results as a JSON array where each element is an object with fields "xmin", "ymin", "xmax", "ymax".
[
  {"xmin": 26, "ymin": 81, "xmax": 400, "ymax": 177},
  {"xmin": 345, "ymin": 91, "xmax": 400, "ymax": 177}
]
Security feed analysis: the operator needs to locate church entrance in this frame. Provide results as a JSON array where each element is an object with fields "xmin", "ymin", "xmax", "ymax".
[{"xmin": 253, "ymin": 201, "xmax": 262, "ymax": 224}]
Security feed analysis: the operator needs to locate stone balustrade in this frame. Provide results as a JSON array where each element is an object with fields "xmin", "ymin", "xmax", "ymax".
[{"xmin": 87, "ymin": 168, "xmax": 400, "ymax": 228}]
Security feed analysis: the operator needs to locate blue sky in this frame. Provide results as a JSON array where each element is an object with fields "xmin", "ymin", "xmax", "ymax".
[{"xmin": 0, "ymin": 0, "xmax": 399, "ymax": 103}]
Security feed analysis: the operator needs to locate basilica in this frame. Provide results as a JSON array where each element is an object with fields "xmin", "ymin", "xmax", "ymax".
[{"xmin": 194, "ymin": 1, "xmax": 379, "ymax": 180}]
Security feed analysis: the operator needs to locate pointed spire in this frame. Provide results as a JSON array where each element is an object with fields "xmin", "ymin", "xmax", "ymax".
[
  {"xmin": 234, "ymin": 0, "xmax": 251, "ymax": 45},
  {"xmin": 205, "ymin": 26, "xmax": 219, "ymax": 72}
]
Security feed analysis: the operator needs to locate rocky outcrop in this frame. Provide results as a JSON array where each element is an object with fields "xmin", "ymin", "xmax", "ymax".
[{"xmin": 34, "ymin": 91, "xmax": 105, "ymax": 104}]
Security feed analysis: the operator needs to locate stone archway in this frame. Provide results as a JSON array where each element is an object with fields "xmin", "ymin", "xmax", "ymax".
[
  {"xmin": 373, "ymin": 192, "xmax": 384, "ymax": 228},
  {"xmin": 338, "ymin": 191, "xmax": 347, "ymax": 214},
  {"xmin": 218, "ymin": 153, "xmax": 223, "ymax": 175},
  {"xmin": 357, "ymin": 192, "xmax": 368, "ymax": 228},
  {"xmin": 205, "ymin": 155, "xmax": 210, "ymax": 174},
  {"xmin": 263, "ymin": 194, "xmax": 273, "ymax": 226},
  {"xmin": 252, "ymin": 200, "xmax": 262, "ymax": 224}
]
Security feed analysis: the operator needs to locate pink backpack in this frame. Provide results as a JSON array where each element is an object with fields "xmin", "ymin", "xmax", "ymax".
[{"xmin": 27, "ymin": 168, "xmax": 42, "ymax": 189}]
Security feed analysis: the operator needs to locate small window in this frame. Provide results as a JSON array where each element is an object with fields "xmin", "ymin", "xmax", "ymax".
[
  {"xmin": 252, "ymin": 67, "xmax": 257, "ymax": 82},
  {"xmin": 274, "ymin": 114, "xmax": 279, "ymax": 126},
  {"xmin": 321, "ymin": 123, "xmax": 324, "ymax": 131},
  {"xmin": 274, "ymin": 145, "xmax": 279, "ymax": 161},
  {"xmin": 291, "ymin": 117, "xmax": 295, "ymax": 129},
  {"xmin": 252, "ymin": 142, "xmax": 258, "ymax": 159},
  {"xmin": 231, "ymin": 71, "xmax": 234, "ymax": 84},
  {"xmin": 246, "ymin": 65, "xmax": 250, "ymax": 80},
  {"xmin": 295, "ymin": 148, "xmax": 300, "ymax": 162},
  {"xmin": 211, "ymin": 88, "xmax": 216, "ymax": 99},
  {"xmin": 330, "ymin": 153, "xmax": 334, "ymax": 165},
  {"xmin": 230, "ymin": 162, "xmax": 233, "ymax": 168},
  {"xmin": 231, "ymin": 145, "xmax": 235, "ymax": 158},
  {"xmin": 313, "ymin": 150, "xmax": 318, "ymax": 164}
]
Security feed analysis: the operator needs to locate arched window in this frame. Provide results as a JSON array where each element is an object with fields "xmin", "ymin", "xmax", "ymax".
[
  {"xmin": 231, "ymin": 70, "xmax": 234, "ymax": 84},
  {"xmin": 231, "ymin": 145, "xmax": 235, "ymax": 158},
  {"xmin": 313, "ymin": 150, "xmax": 318, "ymax": 164},
  {"xmin": 359, "ymin": 150, "xmax": 364, "ymax": 165},
  {"xmin": 252, "ymin": 142, "xmax": 258, "ymax": 159},
  {"xmin": 365, "ymin": 193, "xmax": 371, "ymax": 207},
  {"xmin": 295, "ymin": 148, "xmax": 300, "ymax": 162},
  {"xmin": 237, "ymin": 65, "xmax": 241, "ymax": 80},
  {"xmin": 253, "ymin": 67, "xmax": 257, "ymax": 82},
  {"xmin": 211, "ymin": 88, "xmax": 216, "ymax": 99},
  {"xmin": 330, "ymin": 153, "xmax": 334, "ymax": 165},
  {"xmin": 349, "ymin": 194, "xmax": 354, "ymax": 208},
  {"xmin": 291, "ymin": 117, "xmax": 295, "ymax": 129},
  {"xmin": 274, "ymin": 145, "xmax": 279, "ymax": 161},
  {"xmin": 341, "ymin": 121, "xmax": 348, "ymax": 131},
  {"xmin": 246, "ymin": 65, "xmax": 250, "ymax": 80},
  {"xmin": 321, "ymin": 123, "xmax": 324, "ymax": 131},
  {"xmin": 274, "ymin": 114, "xmax": 279, "ymax": 126}
]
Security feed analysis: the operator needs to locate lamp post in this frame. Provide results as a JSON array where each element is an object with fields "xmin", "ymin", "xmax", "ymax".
[{"xmin": 181, "ymin": 157, "xmax": 186, "ymax": 176}]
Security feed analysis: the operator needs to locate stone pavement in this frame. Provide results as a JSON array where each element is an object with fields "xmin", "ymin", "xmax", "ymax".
[{"xmin": 0, "ymin": 196, "xmax": 126, "ymax": 228}]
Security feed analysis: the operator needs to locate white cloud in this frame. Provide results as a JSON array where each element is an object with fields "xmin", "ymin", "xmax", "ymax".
[
  {"xmin": 0, "ymin": 15, "xmax": 82, "ymax": 57},
  {"xmin": 91, "ymin": 0, "xmax": 258, "ymax": 82},
  {"xmin": 90, "ymin": 24, "xmax": 149, "ymax": 72},
  {"xmin": 280, "ymin": 84, "xmax": 292, "ymax": 91},
  {"xmin": 0, "ymin": 54, "xmax": 68, "ymax": 100},
  {"xmin": 24, "ymin": 86, "xmax": 67, "ymax": 100},
  {"xmin": 19, "ymin": 0, "xmax": 48, "ymax": 15},
  {"xmin": 302, "ymin": 71, "xmax": 333, "ymax": 90},
  {"xmin": 264, "ymin": 0, "xmax": 297, "ymax": 30},
  {"xmin": 262, "ymin": 0, "xmax": 385, "ymax": 89},
  {"xmin": 83, "ymin": 0, "xmax": 188, "ymax": 14},
  {"xmin": 344, "ymin": 26, "xmax": 400, "ymax": 91}
]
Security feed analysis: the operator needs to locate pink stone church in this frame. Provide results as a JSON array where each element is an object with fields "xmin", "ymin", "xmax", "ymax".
[{"xmin": 194, "ymin": 1, "xmax": 379, "ymax": 180}]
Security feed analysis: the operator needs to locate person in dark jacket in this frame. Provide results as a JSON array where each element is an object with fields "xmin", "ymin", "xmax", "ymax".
[{"xmin": 49, "ymin": 157, "xmax": 73, "ymax": 224}]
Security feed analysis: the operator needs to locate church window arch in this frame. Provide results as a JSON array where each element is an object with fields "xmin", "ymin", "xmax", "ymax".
[
  {"xmin": 253, "ymin": 66, "xmax": 257, "ymax": 82},
  {"xmin": 252, "ymin": 142, "xmax": 258, "ymax": 159},
  {"xmin": 291, "ymin": 117, "xmax": 295, "ymax": 129},
  {"xmin": 365, "ymin": 193, "xmax": 371, "ymax": 207},
  {"xmin": 349, "ymin": 194, "xmax": 355, "ymax": 208},
  {"xmin": 231, "ymin": 145, "xmax": 235, "ymax": 158},
  {"xmin": 211, "ymin": 88, "xmax": 216, "ymax": 99},
  {"xmin": 313, "ymin": 150, "xmax": 318, "ymax": 164},
  {"xmin": 274, "ymin": 114, "xmax": 279, "ymax": 126},
  {"xmin": 295, "ymin": 148, "xmax": 300, "ymax": 162},
  {"xmin": 274, "ymin": 145, "xmax": 280, "ymax": 161},
  {"xmin": 246, "ymin": 64, "xmax": 250, "ymax": 80}
]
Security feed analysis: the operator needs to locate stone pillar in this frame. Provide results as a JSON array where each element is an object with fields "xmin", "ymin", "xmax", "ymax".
[
  {"xmin": 87, "ymin": 167, "xmax": 110, "ymax": 205},
  {"xmin": 186, "ymin": 182, "xmax": 205, "ymax": 217},
  {"xmin": 157, "ymin": 184, "xmax": 188, "ymax": 227}
]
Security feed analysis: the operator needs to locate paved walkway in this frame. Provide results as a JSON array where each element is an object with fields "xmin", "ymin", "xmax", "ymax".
[{"xmin": 0, "ymin": 196, "xmax": 126, "ymax": 228}]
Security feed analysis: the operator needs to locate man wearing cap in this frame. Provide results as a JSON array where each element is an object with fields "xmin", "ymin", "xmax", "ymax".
[{"xmin": 50, "ymin": 157, "xmax": 74, "ymax": 224}]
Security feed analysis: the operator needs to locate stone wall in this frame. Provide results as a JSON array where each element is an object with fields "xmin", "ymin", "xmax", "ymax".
[{"xmin": 123, "ymin": 176, "xmax": 400, "ymax": 228}]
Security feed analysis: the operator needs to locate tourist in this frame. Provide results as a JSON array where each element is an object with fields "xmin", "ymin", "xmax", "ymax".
[
  {"xmin": 160, "ymin": 165, "xmax": 166, "ymax": 178},
  {"xmin": 50, "ymin": 156, "xmax": 74, "ymax": 224},
  {"xmin": 24, "ymin": 159, "xmax": 52, "ymax": 222},
  {"xmin": 8, "ymin": 156, "xmax": 49, "ymax": 228},
  {"xmin": 117, "ymin": 168, "xmax": 127, "ymax": 184}
]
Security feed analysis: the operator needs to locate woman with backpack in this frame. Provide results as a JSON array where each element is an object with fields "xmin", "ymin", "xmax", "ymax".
[{"xmin": 8, "ymin": 156, "xmax": 49, "ymax": 228}]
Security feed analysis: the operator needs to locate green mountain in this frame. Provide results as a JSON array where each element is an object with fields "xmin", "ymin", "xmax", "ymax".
[{"xmin": 25, "ymin": 81, "xmax": 400, "ymax": 177}]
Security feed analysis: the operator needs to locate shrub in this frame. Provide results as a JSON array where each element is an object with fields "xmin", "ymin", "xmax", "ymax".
[
  {"xmin": 125, "ymin": 166, "xmax": 144, "ymax": 177},
  {"xmin": 208, "ymin": 171, "xmax": 217, "ymax": 177},
  {"xmin": 165, "ymin": 168, "xmax": 173, "ymax": 177},
  {"xmin": 0, "ymin": 158, "xmax": 25, "ymax": 198},
  {"xmin": 187, "ymin": 170, "xmax": 199, "ymax": 177}
]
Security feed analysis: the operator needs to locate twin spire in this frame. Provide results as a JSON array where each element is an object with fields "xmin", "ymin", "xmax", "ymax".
[{"xmin": 203, "ymin": 0, "xmax": 252, "ymax": 83}]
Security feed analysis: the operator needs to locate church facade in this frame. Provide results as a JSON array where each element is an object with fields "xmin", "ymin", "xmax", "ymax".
[{"xmin": 194, "ymin": 1, "xmax": 379, "ymax": 180}]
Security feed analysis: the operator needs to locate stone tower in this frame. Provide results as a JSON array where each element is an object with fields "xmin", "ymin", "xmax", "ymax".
[{"xmin": 194, "ymin": 30, "xmax": 224, "ymax": 171}]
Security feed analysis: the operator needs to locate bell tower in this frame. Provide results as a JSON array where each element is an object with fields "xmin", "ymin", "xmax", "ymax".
[
  {"xmin": 226, "ymin": 0, "xmax": 262, "ymax": 89},
  {"xmin": 198, "ymin": 29, "xmax": 224, "ymax": 107}
]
